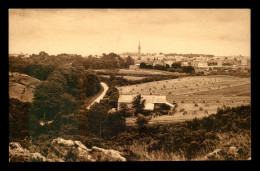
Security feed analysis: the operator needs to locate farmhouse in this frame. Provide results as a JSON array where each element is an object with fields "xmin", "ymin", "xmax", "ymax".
[{"xmin": 118, "ymin": 94, "xmax": 175, "ymax": 111}]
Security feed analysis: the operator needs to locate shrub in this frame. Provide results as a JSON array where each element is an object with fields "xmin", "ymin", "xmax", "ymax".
[
  {"xmin": 179, "ymin": 108, "xmax": 185, "ymax": 112},
  {"xmin": 136, "ymin": 114, "xmax": 151, "ymax": 133}
]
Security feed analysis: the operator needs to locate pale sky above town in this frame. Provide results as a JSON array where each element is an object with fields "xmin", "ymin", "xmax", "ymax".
[{"xmin": 9, "ymin": 9, "xmax": 250, "ymax": 57}]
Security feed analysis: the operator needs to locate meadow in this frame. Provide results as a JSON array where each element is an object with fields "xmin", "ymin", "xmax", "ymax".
[
  {"xmin": 99, "ymin": 75, "xmax": 146, "ymax": 81},
  {"xmin": 95, "ymin": 68, "xmax": 187, "ymax": 77},
  {"xmin": 117, "ymin": 75, "xmax": 251, "ymax": 125}
]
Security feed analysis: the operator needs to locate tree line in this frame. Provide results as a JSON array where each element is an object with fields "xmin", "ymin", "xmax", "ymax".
[
  {"xmin": 140, "ymin": 62, "xmax": 195, "ymax": 74},
  {"xmin": 9, "ymin": 52, "xmax": 135, "ymax": 80}
]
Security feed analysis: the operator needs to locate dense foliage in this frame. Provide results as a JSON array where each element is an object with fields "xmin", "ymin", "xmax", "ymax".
[
  {"xmin": 9, "ymin": 52, "xmax": 135, "ymax": 81},
  {"xmin": 76, "ymin": 103, "xmax": 126, "ymax": 139},
  {"xmin": 99, "ymin": 74, "xmax": 180, "ymax": 87},
  {"xmin": 132, "ymin": 95, "xmax": 146, "ymax": 116},
  {"xmin": 83, "ymin": 53, "xmax": 134, "ymax": 69},
  {"xmin": 28, "ymin": 66, "xmax": 101, "ymax": 136},
  {"xmin": 139, "ymin": 62, "xmax": 195, "ymax": 74},
  {"xmin": 9, "ymin": 52, "xmax": 250, "ymax": 161},
  {"xmin": 9, "ymin": 56, "xmax": 55, "ymax": 81},
  {"xmin": 104, "ymin": 105, "xmax": 251, "ymax": 160},
  {"xmin": 9, "ymin": 98, "xmax": 31, "ymax": 140}
]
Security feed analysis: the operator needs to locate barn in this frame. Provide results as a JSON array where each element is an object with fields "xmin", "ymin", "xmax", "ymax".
[{"xmin": 117, "ymin": 94, "xmax": 175, "ymax": 111}]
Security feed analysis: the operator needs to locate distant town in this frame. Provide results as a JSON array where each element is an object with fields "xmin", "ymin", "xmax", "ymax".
[
  {"xmin": 9, "ymin": 8, "xmax": 251, "ymax": 163},
  {"xmin": 10, "ymin": 41, "xmax": 250, "ymax": 74}
]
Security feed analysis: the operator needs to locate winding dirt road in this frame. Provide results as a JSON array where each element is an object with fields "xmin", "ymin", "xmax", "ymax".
[{"xmin": 87, "ymin": 82, "xmax": 109, "ymax": 109}]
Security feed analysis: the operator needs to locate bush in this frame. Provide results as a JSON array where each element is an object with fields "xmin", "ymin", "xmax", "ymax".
[{"xmin": 136, "ymin": 114, "xmax": 151, "ymax": 133}]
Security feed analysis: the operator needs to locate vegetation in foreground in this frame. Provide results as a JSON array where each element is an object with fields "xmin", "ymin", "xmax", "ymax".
[
  {"xmin": 9, "ymin": 52, "xmax": 251, "ymax": 161},
  {"xmin": 10, "ymin": 96, "xmax": 251, "ymax": 161}
]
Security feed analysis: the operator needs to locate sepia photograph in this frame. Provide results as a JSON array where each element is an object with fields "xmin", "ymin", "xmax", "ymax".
[{"xmin": 8, "ymin": 8, "xmax": 251, "ymax": 162}]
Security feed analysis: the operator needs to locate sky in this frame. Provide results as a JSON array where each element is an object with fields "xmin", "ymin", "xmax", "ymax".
[{"xmin": 9, "ymin": 9, "xmax": 251, "ymax": 57}]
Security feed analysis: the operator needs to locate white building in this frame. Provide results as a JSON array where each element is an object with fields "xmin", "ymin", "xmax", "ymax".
[
  {"xmin": 118, "ymin": 94, "xmax": 175, "ymax": 111},
  {"xmin": 154, "ymin": 55, "xmax": 165, "ymax": 61},
  {"xmin": 198, "ymin": 62, "xmax": 208, "ymax": 68}
]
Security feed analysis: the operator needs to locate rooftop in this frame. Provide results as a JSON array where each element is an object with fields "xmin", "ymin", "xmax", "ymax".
[{"xmin": 118, "ymin": 94, "xmax": 167, "ymax": 104}]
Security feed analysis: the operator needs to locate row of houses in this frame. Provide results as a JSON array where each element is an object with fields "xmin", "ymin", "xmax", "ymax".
[{"xmin": 127, "ymin": 54, "xmax": 250, "ymax": 70}]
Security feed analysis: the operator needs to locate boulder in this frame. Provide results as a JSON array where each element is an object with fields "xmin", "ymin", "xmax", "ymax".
[
  {"xmin": 227, "ymin": 146, "xmax": 239, "ymax": 159},
  {"xmin": 204, "ymin": 149, "xmax": 223, "ymax": 160},
  {"xmin": 204, "ymin": 146, "xmax": 242, "ymax": 160},
  {"xmin": 9, "ymin": 72, "xmax": 42, "ymax": 103},
  {"xmin": 49, "ymin": 138, "xmax": 126, "ymax": 162},
  {"xmin": 9, "ymin": 142, "xmax": 47, "ymax": 162},
  {"xmin": 48, "ymin": 137, "xmax": 94, "ymax": 162},
  {"xmin": 9, "ymin": 138, "xmax": 127, "ymax": 162},
  {"xmin": 90, "ymin": 146, "xmax": 127, "ymax": 162}
]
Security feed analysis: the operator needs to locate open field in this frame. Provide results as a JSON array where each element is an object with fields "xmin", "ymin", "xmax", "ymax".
[
  {"xmin": 95, "ymin": 69, "xmax": 187, "ymax": 76},
  {"xmin": 118, "ymin": 69, "xmax": 187, "ymax": 76},
  {"xmin": 117, "ymin": 75, "xmax": 251, "ymax": 125},
  {"xmin": 99, "ymin": 75, "xmax": 146, "ymax": 81}
]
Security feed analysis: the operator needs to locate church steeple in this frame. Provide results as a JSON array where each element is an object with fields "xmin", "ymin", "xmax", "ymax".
[{"xmin": 138, "ymin": 41, "xmax": 141, "ymax": 57}]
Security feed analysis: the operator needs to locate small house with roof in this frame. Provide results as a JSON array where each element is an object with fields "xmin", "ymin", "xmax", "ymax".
[{"xmin": 118, "ymin": 94, "xmax": 175, "ymax": 112}]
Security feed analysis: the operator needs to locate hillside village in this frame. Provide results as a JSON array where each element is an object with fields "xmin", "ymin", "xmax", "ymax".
[
  {"xmin": 118, "ymin": 44, "xmax": 250, "ymax": 74},
  {"xmin": 8, "ymin": 9, "xmax": 251, "ymax": 163},
  {"xmin": 9, "ymin": 50, "xmax": 251, "ymax": 162}
]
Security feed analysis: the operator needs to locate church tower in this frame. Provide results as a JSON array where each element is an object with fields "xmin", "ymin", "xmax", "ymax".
[{"xmin": 138, "ymin": 41, "xmax": 141, "ymax": 57}]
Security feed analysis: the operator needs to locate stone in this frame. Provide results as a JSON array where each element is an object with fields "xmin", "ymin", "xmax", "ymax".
[
  {"xmin": 48, "ymin": 138, "xmax": 94, "ymax": 162},
  {"xmin": 204, "ymin": 149, "xmax": 222, "ymax": 160},
  {"xmin": 227, "ymin": 146, "xmax": 239, "ymax": 158},
  {"xmin": 91, "ymin": 146, "xmax": 126, "ymax": 162},
  {"xmin": 10, "ymin": 138, "xmax": 127, "ymax": 162},
  {"xmin": 9, "ymin": 142, "xmax": 47, "ymax": 162}
]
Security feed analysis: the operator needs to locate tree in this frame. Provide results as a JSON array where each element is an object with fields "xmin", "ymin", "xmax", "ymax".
[
  {"xmin": 154, "ymin": 64, "xmax": 165, "ymax": 71},
  {"xmin": 182, "ymin": 66, "xmax": 195, "ymax": 74},
  {"xmin": 30, "ymin": 81, "xmax": 66, "ymax": 122},
  {"xmin": 59, "ymin": 93, "xmax": 77, "ymax": 115},
  {"xmin": 9, "ymin": 98, "xmax": 30, "ymax": 139},
  {"xmin": 125, "ymin": 56, "xmax": 134, "ymax": 68},
  {"xmin": 106, "ymin": 110, "xmax": 126, "ymax": 135},
  {"xmin": 135, "ymin": 114, "xmax": 151, "ymax": 133},
  {"xmin": 39, "ymin": 51, "xmax": 49, "ymax": 56},
  {"xmin": 140, "ymin": 62, "xmax": 146, "ymax": 69},
  {"xmin": 171, "ymin": 62, "xmax": 182, "ymax": 69},
  {"xmin": 9, "ymin": 56, "xmax": 29, "ymax": 74},
  {"xmin": 132, "ymin": 95, "xmax": 146, "ymax": 116}
]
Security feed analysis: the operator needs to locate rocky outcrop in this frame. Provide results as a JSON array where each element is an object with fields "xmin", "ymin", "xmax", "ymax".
[
  {"xmin": 90, "ymin": 146, "xmax": 127, "ymax": 162},
  {"xmin": 204, "ymin": 146, "xmax": 245, "ymax": 160},
  {"xmin": 9, "ymin": 72, "xmax": 42, "ymax": 103},
  {"xmin": 47, "ymin": 137, "xmax": 94, "ymax": 162},
  {"xmin": 9, "ymin": 138, "xmax": 126, "ymax": 162},
  {"xmin": 9, "ymin": 142, "xmax": 47, "ymax": 162}
]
